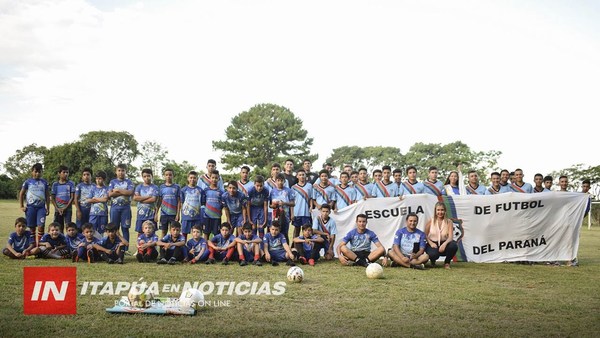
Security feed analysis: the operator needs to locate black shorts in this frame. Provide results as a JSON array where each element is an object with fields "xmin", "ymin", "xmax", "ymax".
[{"xmin": 353, "ymin": 250, "xmax": 371, "ymax": 259}]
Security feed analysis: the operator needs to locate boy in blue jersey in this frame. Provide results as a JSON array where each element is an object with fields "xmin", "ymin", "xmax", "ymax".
[
  {"xmin": 202, "ymin": 170, "xmax": 225, "ymax": 240},
  {"xmin": 65, "ymin": 222, "xmax": 84, "ymax": 259},
  {"xmin": 386, "ymin": 213, "xmax": 429, "ymax": 269},
  {"xmin": 157, "ymin": 168, "xmax": 181, "ymax": 238},
  {"xmin": 237, "ymin": 165, "xmax": 254, "ymax": 196},
  {"xmin": 334, "ymin": 171, "xmax": 357, "ymax": 211},
  {"xmin": 510, "ymin": 168, "xmax": 534, "ymax": 193},
  {"xmin": 98, "ymin": 222, "xmax": 128, "ymax": 264},
  {"xmin": 269, "ymin": 173, "xmax": 295, "ymax": 244},
  {"xmin": 185, "ymin": 225, "xmax": 209, "ymax": 264},
  {"xmin": 371, "ymin": 166, "xmax": 399, "ymax": 198},
  {"xmin": 19, "ymin": 163, "xmax": 50, "ymax": 247},
  {"xmin": 312, "ymin": 204, "xmax": 337, "ymax": 260},
  {"xmin": 88, "ymin": 170, "xmax": 110, "ymax": 236},
  {"xmin": 236, "ymin": 223, "xmax": 263, "ymax": 266},
  {"xmin": 136, "ymin": 220, "xmax": 158, "ymax": 263},
  {"xmin": 108, "ymin": 164, "xmax": 135, "ymax": 250},
  {"xmin": 133, "ymin": 168, "xmax": 159, "ymax": 236},
  {"xmin": 156, "ymin": 220, "xmax": 186, "ymax": 265},
  {"xmin": 293, "ymin": 225, "xmax": 324, "ymax": 266},
  {"xmin": 466, "ymin": 170, "xmax": 487, "ymax": 195},
  {"xmin": 423, "ymin": 166, "xmax": 445, "ymax": 198},
  {"xmin": 207, "ymin": 222, "xmax": 237, "ymax": 265},
  {"xmin": 200, "ymin": 159, "xmax": 225, "ymax": 190},
  {"xmin": 262, "ymin": 220, "xmax": 296, "ymax": 266},
  {"xmin": 247, "ymin": 175, "xmax": 269, "ymax": 238},
  {"xmin": 75, "ymin": 223, "xmax": 101, "ymax": 263},
  {"xmin": 180, "ymin": 171, "xmax": 203, "ymax": 240},
  {"xmin": 75, "ymin": 167, "xmax": 94, "ymax": 231},
  {"xmin": 312, "ymin": 169, "xmax": 336, "ymax": 211},
  {"xmin": 337, "ymin": 213, "xmax": 385, "ymax": 267},
  {"xmin": 223, "ymin": 180, "xmax": 248, "ymax": 236},
  {"xmin": 400, "ymin": 166, "xmax": 425, "ymax": 195},
  {"xmin": 51, "ymin": 165, "xmax": 76, "ymax": 233},
  {"xmin": 39, "ymin": 223, "xmax": 69, "ymax": 259},
  {"xmin": 291, "ymin": 169, "xmax": 313, "ymax": 240},
  {"xmin": 354, "ymin": 167, "xmax": 373, "ymax": 200},
  {"xmin": 485, "ymin": 172, "xmax": 504, "ymax": 195},
  {"xmin": 3, "ymin": 217, "xmax": 40, "ymax": 259}
]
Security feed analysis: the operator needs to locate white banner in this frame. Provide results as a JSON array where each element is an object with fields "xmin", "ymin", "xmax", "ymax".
[{"xmin": 322, "ymin": 192, "xmax": 588, "ymax": 263}]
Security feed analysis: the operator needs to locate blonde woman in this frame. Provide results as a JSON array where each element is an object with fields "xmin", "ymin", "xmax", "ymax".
[{"xmin": 424, "ymin": 202, "xmax": 458, "ymax": 269}]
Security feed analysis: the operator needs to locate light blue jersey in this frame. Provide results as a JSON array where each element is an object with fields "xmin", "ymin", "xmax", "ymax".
[
  {"xmin": 354, "ymin": 182, "xmax": 373, "ymax": 199},
  {"xmin": 22, "ymin": 178, "xmax": 49, "ymax": 208},
  {"xmin": 237, "ymin": 180, "xmax": 254, "ymax": 197},
  {"xmin": 422, "ymin": 180, "xmax": 444, "ymax": 197},
  {"xmin": 312, "ymin": 183, "xmax": 336, "ymax": 207},
  {"xmin": 135, "ymin": 184, "xmax": 159, "ymax": 220},
  {"xmin": 108, "ymin": 178, "xmax": 134, "ymax": 206},
  {"xmin": 180, "ymin": 185, "xmax": 203, "ymax": 221},
  {"xmin": 371, "ymin": 181, "xmax": 399, "ymax": 198},
  {"xmin": 510, "ymin": 182, "xmax": 533, "ymax": 193},
  {"xmin": 393, "ymin": 227, "xmax": 426, "ymax": 256},
  {"xmin": 75, "ymin": 182, "xmax": 94, "ymax": 210},
  {"xmin": 400, "ymin": 181, "xmax": 425, "ymax": 195},
  {"xmin": 159, "ymin": 183, "xmax": 181, "ymax": 216},
  {"xmin": 342, "ymin": 228, "xmax": 379, "ymax": 252},
  {"xmin": 334, "ymin": 184, "xmax": 357, "ymax": 209},
  {"xmin": 292, "ymin": 183, "xmax": 313, "ymax": 217},
  {"xmin": 312, "ymin": 216, "xmax": 337, "ymax": 235},
  {"xmin": 89, "ymin": 185, "xmax": 109, "ymax": 216},
  {"xmin": 466, "ymin": 184, "xmax": 487, "ymax": 195},
  {"xmin": 51, "ymin": 180, "xmax": 75, "ymax": 209},
  {"xmin": 269, "ymin": 186, "xmax": 295, "ymax": 219}
]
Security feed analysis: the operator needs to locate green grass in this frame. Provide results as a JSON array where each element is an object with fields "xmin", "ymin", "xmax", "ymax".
[{"xmin": 1, "ymin": 200, "xmax": 600, "ymax": 337}]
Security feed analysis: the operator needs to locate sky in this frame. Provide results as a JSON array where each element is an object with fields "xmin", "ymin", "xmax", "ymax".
[{"xmin": 1, "ymin": 0, "xmax": 599, "ymax": 180}]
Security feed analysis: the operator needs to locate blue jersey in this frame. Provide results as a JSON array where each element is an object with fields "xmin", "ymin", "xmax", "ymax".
[
  {"xmin": 393, "ymin": 227, "xmax": 426, "ymax": 256},
  {"xmin": 400, "ymin": 181, "xmax": 425, "ymax": 195},
  {"xmin": 485, "ymin": 186, "xmax": 504, "ymax": 195},
  {"xmin": 82, "ymin": 237, "xmax": 100, "ymax": 247},
  {"xmin": 199, "ymin": 174, "xmax": 224, "ymax": 191},
  {"xmin": 312, "ymin": 216, "xmax": 337, "ymax": 235},
  {"xmin": 8, "ymin": 231, "xmax": 34, "ymax": 252},
  {"xmin": 161, "ymin": 233, "xmax": 186, "ymax": 245},
  {"xmin": 159, "ymin": 183, "xmax": 181, "ymax": 216},
  {"xmin": 237, "ymin": 180, "xmax": 254, "ymax": 197},
  {"xmin": 52, "ymin": 180, "xmax": 75, "ymax": 209},
  {"xmin": 40, "ymin": 233, "xmax": 67, "ymax": 248},
  {"xmin": 89, "ymin": 185, "xmax": 109, "ymax": 216},
  {"xmin": 202, "ymin": 187, "xmax": 225, "ymax": 219},
  {"xmin": 186, "ymin": 237, "xmax": 208, "ymax": 255},
  {"xmin": 334, "ymin": 184, "xmax": 357, "ymax": 209},
  {"xmin": 75, "ymin": 182, "xmax": 94, "ymax": 210},
  {"xmin": 298, "ymin": 234, "xmax": 320, "ymax": 252},
  {"xmin": 510, "ymin": 182, "xmax": 534, "ymax": 193},
  {"xmin": 100, "ymin": 236, "xmax": 122, "ymax": 251},
  {"xmin": 292, "ymin": 183, "xmax": 313, "ymax": 217},
  {"xmin": 247, "ymin": 187, "xmax": 269, "ymax": 208},
  {"xmin": 371, "ymin": 181, "xmax": 398, "ymax": 198},
  {"xmin": 238, "ymin": 234, "xmax": 260, "ymax": 251},
  {"xmin": 269, "ymin": 186, "xmax": 295, "ymax": 218},
  {"xmin": 211, "ymin": 234, "xmax": 235, "ymax": 248},
  {"xmin": 466, "ymin": 184, "xmax": 487, "ymax": 195},
  {"xmin": 66, "ymin": 233, "xmax": 85, "ymax": 251},
  {"xmin": 137, "ymin": 233, "xmax": 158, "ymax": 245},
  {"xmin": 342, "ymin": 228, "xmax": 380, "ymax": 252},
  {"xmin": 22, "ymin": 178, "xmax": 49, "ymax": 208},
  {"xmin": 422, "ymin": 180, "xmax": 444, "ymax": 197},
  {"xmin": 222, "ymin": 191, "xmax": 248, "ymax": 215},
  {"xmin": 263, "ymin": 232, "xmax": 287, "ymax": 252},
  {"xmin": 354, "ymin": 182, "xmax": 373, "ymax": 199},
  {"xmin": 134, "ymin": 183, "xmax": 159, "ymax": 220},
  {"xmin": 108, "ymin": 178, "xmax": 134, "ymax": 206},
  {"xmin": 180, "ymin": 185, "xmax": 203, "ymax": 221},
  {"xmin": 312, "ymin": 183, "xmax": 336, "ymax": 206}
]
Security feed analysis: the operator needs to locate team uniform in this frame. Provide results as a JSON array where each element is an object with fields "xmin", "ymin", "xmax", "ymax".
[
  {"xmin": 66, "ymin": 232, "xmax": 85, "ymax": 257},
  {"xmin": 158, "ymin": 233, "xmax": 186, "ymax": 261},
  {"xmin": 51, "ymin": 180, "xmax": 76, "ymax": 227},
  {"xmin": 134, "ymin": 183, "xmax": 159, "ymax": 233},
  {"xmin": 296, "ymin": 234, "xmax": 323, "ymax": 261},
  {"xmin": 21, "ymin": 178, "xmax": 49, "ymax": 229},
  {"xmin": 269, "ymin": 186, "xmax": 295, "ymax": 237},
  {"xmin": 179, "ymin": 185, "xmax": 203, "ymax": 235},
  {"xmin": 510, "ymin": 182, "xmax": 534, "ymax": 193},
  {"xmin": 341, "ymin": 228, "xmax": 380, "ymax": 259},
  {"xmin": 400, "ymin": 181, "xmax": 425, "ymax": 195},
  {"xmin": 312, "ymin": 215, "xmax": 337, "ymax": 255},
  {"xmin": 263, "ymin": 232, "xmax": 289, "ymax": 262},
  {"xmin": 371, "ymin": 181, "xmax": 399, "ymax": 198},
  {"xmin": 312, "ymin": 182, "xmax": 336, "ymax": 209},
  {"xmin": 75, "ymin": 237, "xmax": 100, "ymax": 262},
  {"xmin": 422, "ymin": 180, "xmax": 444, "ymax": 198},
  {"xmin": 200, "ymin": 174, "xmax": 224, "ymax": 191},
  {"xmin": 75, "ymin": 181, "xmax": 94, "ymax": 228},
  {"xmin": 247, "ymin": 186, "xmax": 270, "ymax": 236},
  {"xmin": 4, "ymin": 231, "xmax": 34, "ymax": 258},
  {"xmin": 99, "ymin": 235, "xmax": 125, "ymax": 262},
  {"xmin": 393, "ymin": 227, "xmax": 426, "ymax": 257},
  {"xmin": 485, "ymin": 186, "xmax": 503, "ymax": 195},
  {"xmin": 466, "ymin": 184, "xmax": 487, "ymax": 195},
  {"xmin": 222, "ymin": 191, "xmax": 248, "ymax": 228},
  {"xmin": 158, "ymin": 183, "xmax": 181, "ymax": 233},
  {"xmin": 137, "ymin": 233, "xmax": 159, "ymax": 261},
  {"xmin": 292, "ymin": 182, "xmax": 313, "ymax": 227},
  {"xmin": 186, "ymin": 237, "xmax": 209, "ymax": 262},
  {"xmin": 209, "ymin": 234, "xmax": 237, "ymax": 261},
  {"xmin": 237, "ymin": 180, "xmax": 254, "ymax": 197},
  {"xmin": 202, "ymin": 187, "xmax": 225, "ymax": 236},
  {"xmin": 237, "ymin": 233, "xmax": 262, "ymax": 262},
  {"xmin": 354, "ymin": 182, "xmax": 373, "ymax": 200},
  {"xmin": 533, "ymin": 187, "xmax": 551, "ymax": 193},
  {"xmin": 108, "ymin": 177, "xmax": 134, "ymax": 245},
  {"xmin": 442, "ymin": 184, "xmax": 460, "ymax": 196},
  {"xmin": 39, "ymin": 233, "xmax": 68, "ymax": 258},
  {"xmin": 334, "ymin": 184, "xmax": 357, "ymax": 210},
  {"xmin": 88, "ymin": 185, "xmax": 109, "ymax": 234}
]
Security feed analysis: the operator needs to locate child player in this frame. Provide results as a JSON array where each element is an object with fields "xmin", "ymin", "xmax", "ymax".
[
  {"xmin": 156, "ymin": 220, "xmax": 186, "ymax": 265},
  {"xmin": 206, "ymin": 222, "xmax": 237, "ymax": 265},
  {"xmin": 39, "ymin": 222, "xmax": 69, "ymax": 259},
  {"xmin": 133, "ymin": 168, "xmax": 159, "ymax": 238},
  {"xmin": 74, "ymin": 223, "xmax": 101, "ymax": 263},
  {"xmin": 246, "ymin": 175, "xmax": 269, "ymax": 238},
  {"xmin": 74, "ymin": 167, "xmax": 94, "ymax": 231},
  {"xmin": 87, "ymin": 170, "xmax": 109, "ymax": 236},
  {"xmin": 179, "ymin": 170, "xmax": 203, "ymax": 241},
  {"xmin": 136, "ymin": 220, "xmax": 158, "ymax": 263},
  {"xmin": 222, "ymin": 180, "xmax": 248, "ymax": 236},
  {"xmin": 185, "ymin": 225, "xmax": 209, "ymax": 264},
  {"xmin": 98, "ymin": 222, "xmax": 128, "ymax": 264},
  {"xmin": 312, "ymin": 204, "xmax": 337, "ymax": 260},
  {"xmin": 157, "ymin": 168, "xmax": 180, "ymax": 238},
  {"xmin": 65, "ymin": 222, "xmax": 84, "ymax": 260},
  {"xmin": 293, "ymin": 224, "xmax": 324, "ymax": 266},
  {"xmin": 202, "ymin": 170, "xmax": 225, "ymax": 241},
  {"xmin": 337, "ymin": 213, "xmax": 385, "ymax": 267},
  {"xmin": 263, "ymin": 220, "xmax": 296, "ymax": 266},
  {"xmin": 269, "ymin": 173, "xmax": 295, "ymax": 244},
  {"xmin": 51, "ymin": 165, "xmax": 76, "ymax": 233},
  {"xmin": 3, "ymin": 217, "xmax": 39, "ymax": 259},
  {"xmin": 236, "ymin": 222, "xmax": 263, "ymax": 266},
  {"xmin": 19, "ymin": 163, "xmax": 50, "ymax": 247},
  {"xmin": 291, "ymin": 169, "xmax": 313, "ymax": 240}
]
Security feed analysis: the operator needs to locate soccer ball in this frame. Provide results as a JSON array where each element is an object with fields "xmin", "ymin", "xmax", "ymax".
[
  {"xmin": 366, "ymin": 263, "xmax": 384, "ymax": 279},
  {"xmin": 127, "ymin": 286, "xmax": 153, "ymax": 308},
  {"xmin": 179, "ymin": 288, "xmax": 204, "ymax": 310},
  {"xmin": 287, "ymin": 266, "xmax": 304, "ymax": 283}
]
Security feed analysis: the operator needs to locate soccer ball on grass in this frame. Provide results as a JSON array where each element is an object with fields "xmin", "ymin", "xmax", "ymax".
[
  {"xmin": 287, "ymin": 266, "xmax": 304, "ymax": 283},
  {"xmin": 366, "ymin": 263, "xmax": 384, "ymax": 279},
  {"xmin": 179, "ymin": 288, "xmax": 204, "ymax": 310}
]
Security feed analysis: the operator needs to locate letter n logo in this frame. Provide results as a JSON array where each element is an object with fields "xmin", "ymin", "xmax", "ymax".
[{"xmin": 23, "ymin": 267, "xmax": 77, "ymax": 315}]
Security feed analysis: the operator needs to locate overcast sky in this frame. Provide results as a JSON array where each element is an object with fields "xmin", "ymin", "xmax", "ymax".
[{"xmin": 1, "ymin": 0, "xmax": 598, "ymax": 180}]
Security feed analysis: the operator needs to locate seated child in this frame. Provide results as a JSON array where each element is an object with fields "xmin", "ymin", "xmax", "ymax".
[
  {"xmin": 386, "ymin": 213, "xmax": 429, "ymax": 269},
  {"xmin": 75, "ymin": 223, "xmax": 101, "ymax": 263},
  {"xmin": 207, "ymin": 222, "xmax": 237, "ymax": 265},
  {"xmin": 293, "ymin": 224, "xmax": 324, "ymax": 266},
  {"xmin": 312, "ymin": 204, "xmax": 337, "ymax": 260},
  {"xmin": 97, "ymin": 222, "xmax": 128, "ymax": 264},
  {"xmin": 262, "ymin": 220, "xmax": 296, "ymax": 266},
  {"xmin": 185, "ymin": 225, "xmax": 209, "ymax": 264},
  {"xmin": 3, "ymin": 217, "xmax": 39, "ymax": 259},
  {"xmin": 39, "ymin": 222, "xmax": 69, "ymax": 259},
  {"xmin": 337, "ymin": 213, "xmax": 385, "ymax": 267},
  {"xmin": 65, "ymin": 222, "xmax": 84, "ymax": 260},
  {"xmin": 235, "ymin": 222, "xmax": 263, "ymax": 266},
  {"xmin": 156, "ymin": 220, "xmax": 186, "ymax": 265},
  {"xmin": 136, "ymin": 220, "xmax": 158, "ymax": 263}
]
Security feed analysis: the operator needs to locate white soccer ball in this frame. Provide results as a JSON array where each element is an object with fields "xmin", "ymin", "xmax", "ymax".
[
  {"xmin": 287, "ymin": 266, "xmax": 304, "ymax": 283},
  {"xmin": 179, "ymin": 288, "xmax": 204, "ymax": 310},
  {"xmin": 128, "ymin": 286, "xmax": 153, "ymax": 308},
  {"xmin": 366, "ymin": 263, "xmax": 384, "ymax": 279}
]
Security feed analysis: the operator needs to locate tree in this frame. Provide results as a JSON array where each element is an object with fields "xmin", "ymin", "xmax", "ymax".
[
  {"xmin": 3, "ymin": 144, "xmax": 48, "ymax": 179},
  {"xmin": 44, "ymin": 142, "xmax": 101, "ymax": 183},
  {"xmin": 161, "ymin": 160, "xmax": 197, "ymax": 188},
  {"xmin": 140, "ymin": 141, "xmax": 168, "ymax": 179},
  {"xmin": 79, "ymin": 131, "xmax": 140, "ymax": 170},
  {"xmin": 326, "ymin": 146, "xmax": 403, "ymax": 173},
  {"xmin": 213, "ymin": 103, "xmax": 317, "ymax": 172}
]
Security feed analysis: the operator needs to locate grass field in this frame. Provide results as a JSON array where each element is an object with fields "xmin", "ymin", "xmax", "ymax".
[{"xmin": 1, "ymin": 200, "xmax": 599, "ymax": 337}]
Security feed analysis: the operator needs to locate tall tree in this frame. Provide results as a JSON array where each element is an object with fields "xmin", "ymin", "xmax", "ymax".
[
  {"xmin": 213, "ymin": 103, "xmax": 317, "ymax": 171},
  {"xmin": 326, "ymin": 146, "xmax": 403, "ymax": 173},
  {"xmin": 3, "ymin": 144, "xmax": 48, "ymax": 180},
  {"xmin": 78, "ymin": 131, "xmax": 140, "ymax": 169},
  {"xmin": 140, "ymin": 141, "xmax": 168, "ymax": 179}
]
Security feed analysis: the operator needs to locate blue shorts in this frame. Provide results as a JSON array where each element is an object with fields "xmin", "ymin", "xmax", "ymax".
[
  {"xmin": 230, "ymin": 213, "xmax": 244, "ymax": 228},
  {"xmin": 181, "ymin": 220, "xmax": 202, "ymax": 234},
  {"xmin": 110, "ymin": 205, "xmax": 132, "ymax": 229},
  {"xmin": 89, "ymin": 215, "xmax": 108, "ymax": 234},
  {"xmin": 25, "ymin": 206, "xmax": 46, "ymax": 228},
  {"xmin": 293, "ymin": 216, "xmax": 312, "ymax": 228},
  {"xmin": 269, "ymin": 250, "xmax": 287, "ymax": 262},
  {"xmin": 249, "ymin": 208, "xmax": 265, "ymax": 226},
  {"xmin": 76, "ymin": 207, "xmax": 91, "ymax": 228},
  {"xmin": 213, "ymin": 249, "xmax": 237, "ymax": 261},
  {"xmin": 190, "ymin": 249, "xmax": 210, "ymax": 262}
]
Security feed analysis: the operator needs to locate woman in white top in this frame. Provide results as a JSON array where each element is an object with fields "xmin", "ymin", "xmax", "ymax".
[{"xmin": 424, "ymin": 202, "xmax": 458, "ymax": 269}]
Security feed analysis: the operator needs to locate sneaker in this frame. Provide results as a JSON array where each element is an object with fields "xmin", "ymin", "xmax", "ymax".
[
  {"xmin": 87, "ymin": 250, "xmax": 94, "ymax": 263},
  {"xmin": 143, "ymin": 254, "xmax": 150, "ymax": 263},
  {"xmin": 308, "ymin": 258, "xmax": 315, "ymax": 266},
  {"xmin": 206, "ymin": 258, "xmax": 216, "ymax": 265},
  {"xmin": 271, "ymin": 261, "xmax": 279, "ymax": 266},
  {"xmin": 286, "ymin": 259, "xmax": 296, "ymax": 266},
  {"xmin": 411, "ymin": 264, "xmax": 425, "ymax": 270},
  {"xmin": 356, "ymin": 258, "xmax": 369, "ymax": 267},
  {"xmin": 444, "ymin": 263, "xmax": 451, "ymax": 269},
  {"xmin": 136, "ymin": 253, "xmax": 143, "ymax": 263},
  {"xmin": 253, "ymin": 260, "xmax": 262, "ymax": 266},
  {"xmin": 292, "ymin": 249, "xmax": 299, "ymax": 260},
  {"xmin": 299, "ymin": 257, "xmax": 308, "ymax": 265},
  {"xmin": 222, "ymin": 258, "xmax": 229, "ymax": 265},
  {"xmin": 116, "ymin": 258, "xmax": 124, "ymax": 264},
  {"xmin": 189, "ymin": 259, "xmax": 197, "ymax": 264},
  {"xmin": 107, "ymin": 258, "xmax": 115, "ymax": 264},
  {"xmin": 168, "ymin": 257, "xmax": 178, "ymax": 265},
  {"xmin": 157, "ymin": 258, "xmax": 168, "ymax": 265},
  {"xmin": 239, "ymin": 260, "xmax": 248, "ymax": 266}
]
